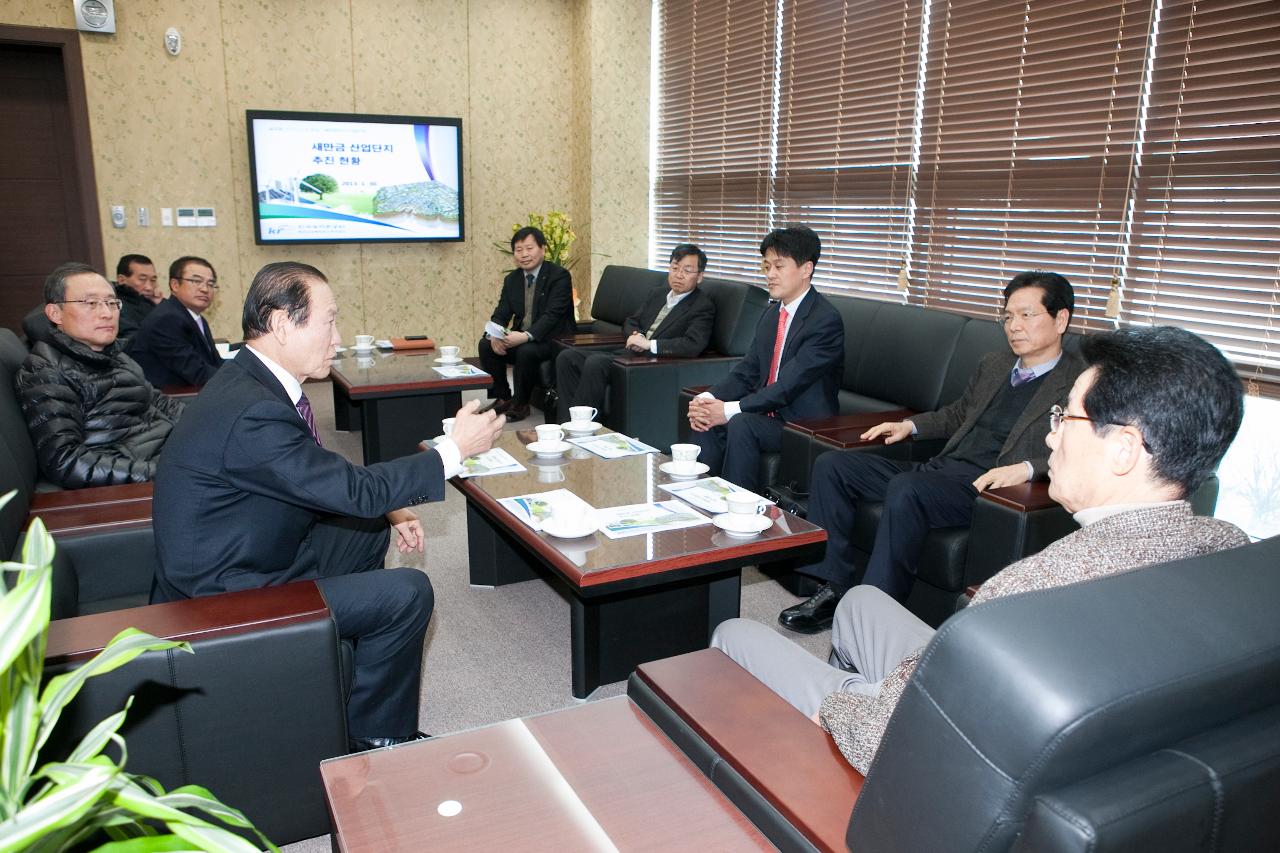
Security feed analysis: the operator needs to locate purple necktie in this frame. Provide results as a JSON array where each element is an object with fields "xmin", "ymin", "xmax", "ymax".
[
  {"xmin": 296, "ymin": 393, "xmax": 322, "ymax": 447},
  {"xmin": 1011, "ymin": 367, "xmax": 1037, "ymax": 387}
]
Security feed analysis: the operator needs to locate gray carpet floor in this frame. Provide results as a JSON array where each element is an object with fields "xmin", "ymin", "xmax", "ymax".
[{"xmin": 281, "ymin": 379, "xmax": 832, "ymax": 852}]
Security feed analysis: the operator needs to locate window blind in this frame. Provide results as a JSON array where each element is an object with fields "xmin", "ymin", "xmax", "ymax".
[
  {"xmin": 1120, "ymin": 0, "xmax": 1280, "ymax": 388},
  {"xmin": 653, "ymin": 0, "xmax": 777, "ymax": 279}
]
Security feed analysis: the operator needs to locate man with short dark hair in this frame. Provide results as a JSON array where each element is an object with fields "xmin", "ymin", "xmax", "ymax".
[
  {"xmin": 477, "ymin": 226, "xmax": 575, "ymax": 422},
  {"xmin": 777, "ymin": 271, "xmax": 1084, "ymax": 633},
  {"xmin": 555, "ymin": 243, "xmax": 717, "ymax": 423},
  {"xmin": 152, "ymin": 261, "xmax": 505, "ymax": 752},
  {"xmin": 127, "ymin": 256, "xmax": 224, "ymax": 388},
  {"xmin": 687, "ymin": 225, "xmax": 845, "ymax": 493},
  {"xmin": 14, "ymin": 262, "xmax": 183, "ymax": 488},
  {"xmin": 114, "ymin": 254, "xmax": 160, "ymax": 339},
  {"xmin": 713, "ymin": 325, "xmax": 1248, "ymax": 774}
]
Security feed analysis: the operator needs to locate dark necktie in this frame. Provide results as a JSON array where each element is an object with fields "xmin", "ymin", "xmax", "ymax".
[
  {"xmin": 1011, "ymin": 366, "xmax": 1037, "ymax": 387},
  {"xmin": 523, "ymin": 273, "xmax": 536, "ymax": 329},
  {"xmin": 296, "ymin": 393, "xmax": 322, "ymax": 447},
  {"xmin": 199, "ymin": 315, "xmax": 217, "ymax": 357}
]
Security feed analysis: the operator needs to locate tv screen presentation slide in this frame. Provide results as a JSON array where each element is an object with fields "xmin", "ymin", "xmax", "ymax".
[{"xmin": 247, "ymin": 110, "xmax": 464, "ymax": 244}]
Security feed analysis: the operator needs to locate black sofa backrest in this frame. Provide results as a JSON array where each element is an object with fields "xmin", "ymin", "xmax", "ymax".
[
  {"xmin": 699, "ymin": 277, "xmax": 770, "ymax": 356},
  {"xmin": 589, "ymin": 265, "xmax": 668, "ymax": 332},
  {"xmin": 936, "ymin": 317, "xmax": 1009, "ymax": 407},
  {"xmin": 852, "ymin": 301, "xmax": 968, "ymax": 412},
  {"xmin": 850, "ymin": 534, "xmax": 1280, "ymax": 852},
  {"xmin": 0, "ymin": 339, "xmax": 39, "ymax": 503}
]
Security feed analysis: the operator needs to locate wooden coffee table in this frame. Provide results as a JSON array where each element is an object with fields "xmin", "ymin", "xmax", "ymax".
[
  {"xmin": 320, "ymin": 696, "xmax": 772, "ymax": 851},
  {"xmin": 330, "ymin": 350, "xmax": 490, "ymax": 464},
  {"xmin": 451, "ymin": 432, "xmax": 826, "ymax": 698}
]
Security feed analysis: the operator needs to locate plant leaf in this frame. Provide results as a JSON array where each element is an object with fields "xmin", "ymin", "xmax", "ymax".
[
  {"xmin": 0, "ymin": 764, "xmax": 115, "ymax": 853},
  {"xmin": 36, "ymin": 630, "xmax": 191, "ymax": 757},
  {"xmin": 0, "ymin": 556, "xmax": 50, "ymax": 681},
  {"xmin": 92, "ymin": 835, "xmax": 202, "ymax": 852},
  {"xmin": 169, "ymin": 822, "xmax": 265, "ymax": 853},
  {"xmin": 65, "ymin": 702, "xmax": 132, "ymax": 765}
]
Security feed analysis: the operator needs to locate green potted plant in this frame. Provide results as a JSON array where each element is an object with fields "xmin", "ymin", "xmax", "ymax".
[{"xmin": 0, "ymin": 491, "xmax": 275, "ymax": 852}]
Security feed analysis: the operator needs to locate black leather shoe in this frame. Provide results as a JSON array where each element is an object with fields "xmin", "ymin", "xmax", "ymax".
[
  {"xmin": 778, "ymin": 584, "xmax": 841, "ymax": 634},
  {"xmin": 348, "ymin": 731, "xmax": 430, "ymax": 753},
  {"xmin": 504, "ymin": 403, "xmax": 531, "ymax": 422},
  {"xmin": 492, "ymin": 398, "xmax": 514, "ymax": 415}
]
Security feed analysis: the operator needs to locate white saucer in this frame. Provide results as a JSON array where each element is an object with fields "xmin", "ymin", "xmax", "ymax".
[
  {"xmin": 562, "ymin": 420, "xmax": 602, "ymax": 435},
  {"xmin": 712, "ymin": 512, "xmax": 772, "ymax": 537},
  {"xmin": 541, "ymin": 510, "xmax": 599, "ymax": 539},
  {"xmin": 351, "ymin": 344, "xmax": 376, "ymax": 353},
  {"xmin": 527, "ymin": 439, "xmax": 571, "ymax": 458},
  {"xmin": 435, "ymin": 356, "xmax": 462, "ymax": 364},
  {"xmin": 660, "ymin": 460, "xmax": 710, "ymax": 478}
]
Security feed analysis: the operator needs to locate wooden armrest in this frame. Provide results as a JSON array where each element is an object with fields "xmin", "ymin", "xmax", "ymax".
[
  {"xmin": 28, "ymin": 500, "xmax": 152, "ymax": 537},
  {"xmin": 30, "ymin": 482, "xmax": 153, "ymax": 511},
  {"xmin": 964, "ymin": 584, "xmax": 981, "ymax": 600},
  {"xmin": 787, "ymin": 408, "xmax": 918, "ymax": 439},
  {"xmin": 978, "ymin": 480, "xmax": 1060, "ymax": 512},
  {"xmin": 680, "ymin": 384, "xmax": 712, "ymax": 395},
  {"xmin": 45, "ymin": 581, "xmax": 331, "ymax": 665},
  {"xmin": 635, "ymin": 649, "xmax": 862, "ymax": 852},
  {"xmin": 160, "ymin": 384, "xmax": 201, "ymax": 397},
  {"xmin": 612, "ymin": 351, "xmax": 737, "ymax": 367},
  {"xmin": 554, "ymin": 332, "xmax": 627, "ymax": 347}
]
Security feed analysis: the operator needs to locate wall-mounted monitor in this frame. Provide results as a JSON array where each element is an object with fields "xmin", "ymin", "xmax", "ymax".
[{"xmin": 246, "ymin": 109, "xmax": 464, "ymax": 244}]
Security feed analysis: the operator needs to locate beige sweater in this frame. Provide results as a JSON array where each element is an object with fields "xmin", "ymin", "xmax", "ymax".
[{"xmin": 817, "ymin": 501, "xmax": 1250, "ymax": 775}]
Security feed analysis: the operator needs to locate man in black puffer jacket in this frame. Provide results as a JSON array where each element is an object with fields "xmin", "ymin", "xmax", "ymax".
[{"xmin": 15, "ymin": 262, "xmax": 185, "ymax": 489}]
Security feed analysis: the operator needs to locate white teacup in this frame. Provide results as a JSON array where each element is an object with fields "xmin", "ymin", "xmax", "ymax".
[
  {"xmin": 354, "ymin": 334, "xmax": 374, "ymax": 349},
  {"xmin": 569, "ymin": 406, "xmax": 598, "ymax": 424},
  {"xmin": 725, "ymin": 491, "xmax": 764, "ymax": 515},
  {"xmin": 536, "ymin": 464, "xmax": 566, "ymax": 484},
  {"xmin": 356, "ymin": 355, "xmax": 375, "ymax": 368},
  {"xmin": 440, "ymin": 345, "xmax": 460, "ymax": 360},
  {"xmin": 441, "ymin": 417, "xmax": 456, "ymax": 436},
  {"xmin": 670, "ymin": 443, "xmax": 701, "ymax": 467},
  {"xmin": 535, "ymin": 424, "xmax": 565, "ymax": 444}
]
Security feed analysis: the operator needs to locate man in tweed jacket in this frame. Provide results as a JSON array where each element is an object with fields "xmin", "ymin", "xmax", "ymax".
[
  {"xmin": 780, "ymin": 272, "xmax": 1085, "ymax": 633},
  {"xmin": 714, "ymin": 326, "xmax": 1248, "ymax": 774}
]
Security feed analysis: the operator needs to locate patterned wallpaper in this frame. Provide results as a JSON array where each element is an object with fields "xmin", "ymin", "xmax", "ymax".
[{"xmin": 1, "ymin": 0, "xmax": 650, "ymax": 350}]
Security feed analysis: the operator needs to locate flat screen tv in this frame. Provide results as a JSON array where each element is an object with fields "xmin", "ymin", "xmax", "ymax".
[{"xmin": 246, "ymin": 109, "xmax": 464, "ymax": 244}]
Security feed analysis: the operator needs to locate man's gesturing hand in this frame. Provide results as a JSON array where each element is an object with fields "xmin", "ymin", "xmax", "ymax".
[{"xmin": 449, "ymin": 399, "xmax": 505, "ymax": 459}]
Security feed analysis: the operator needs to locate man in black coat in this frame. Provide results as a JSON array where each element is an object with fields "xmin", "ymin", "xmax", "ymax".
[
  {"xmin": 477, "ymin": 226, "xmax": 575, "ymax": 421},
  {"xmin": 127, "ymin": 256, "xmax": 224, "ymax": 388},
  {"xmin": 152, "ymin": 261, "xmax": 505, "ymax": 752},
  {"xmin": 15, "ymin": 262, "xmax": 183, "ymax": 488},
  {"xmin": 688, "ymin": 225, "xmax": 845, "ymax": 493},
  {"xmin": 113, "ymin": 253, "xmax": 160, "ymax": 342},
  {"xmin": 554, "ymin": 243, "xmax": 717, "ymax": 423}
]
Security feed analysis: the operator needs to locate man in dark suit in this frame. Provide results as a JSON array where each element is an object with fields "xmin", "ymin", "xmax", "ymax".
[
  {"xmin": 478, "ymin": 226, "xmax": 575, "ymax": 422},
  {"xmin": 778, "ymin": 271, "xmax": 1084, "ymax": 633},
  {"xmin": 152, "ymin": 261, "xmax": 504, "ymax": 752},
  {"xmin": 113, "ymin": 253, "xmax": 160, "ymax": 341},
  {"xmin": 555, "ymin": 243, "xmax": 717, "ymax": 423},
  {"xmin": 687, "ymin": 225, "xmax": 844, "ymax": 493},
  {"xmin": 127, "ymin": 256, "xmax": 224, "ymax": 388}
]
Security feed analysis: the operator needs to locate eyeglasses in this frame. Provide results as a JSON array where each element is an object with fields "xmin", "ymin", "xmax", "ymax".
[
  {"xmin": 59, "ymin": 298, "xmax": 123, "ymax": 312},
  {"xmin": 179, "ymin": 276, "xmax": 219, "ymax": 290},
  {"xmin": 669, "ymin": 265, "xmax": 701, "ymax": 278},
  {"xmin": 999, "ymin": 310, "xmax": 1048, "ymax": 325},
  {"xmin": 1048, "ymin": 404, "xmax": 1094, "ymax": 433}
]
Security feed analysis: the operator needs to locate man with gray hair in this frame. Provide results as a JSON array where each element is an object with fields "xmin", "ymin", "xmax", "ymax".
[
  {"xmin": 152, "ymin": 261, "xmax": 505, "ymax": 753},
  {"xmin": 14, "ymin": 261, "xmax": 184, "ymax": 488}
]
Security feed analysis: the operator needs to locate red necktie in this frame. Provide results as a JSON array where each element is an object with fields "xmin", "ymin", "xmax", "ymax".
[{"xmin": 767, "ymin": 306, "xmax": 788, "ymax": 385}]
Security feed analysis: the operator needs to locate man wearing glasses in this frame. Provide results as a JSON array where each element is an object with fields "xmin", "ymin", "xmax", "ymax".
[
  {"xmin": 553, "ymin": 243, "xmax": 717, "ymax": 424},
  {"xmin": 14, "ymin": 262, "xmax": 185, "ymax": 488},
  {"xmin": 775, "ymin": 271, "xmax": 1084, "ymax": 633},
  {"xmin": 712, "ymin": 326, "xmax": 1247, "ymax": 774},
  {"xmin": 127, "ymin": 256, "xmax": 224, "ymax": 388}
]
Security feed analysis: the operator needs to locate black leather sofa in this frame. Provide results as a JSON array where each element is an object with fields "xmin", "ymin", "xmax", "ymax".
[
  {"xmin": 2, "ymin": 328, "xmax": 347, "ymax": 845},
  {"xmin": 551, "ymin": 264, "xmax": 769, "ymax": 448},
  {"xmin": 630, "ymin": 534, "xmax": 1280, "ymax": 852}
]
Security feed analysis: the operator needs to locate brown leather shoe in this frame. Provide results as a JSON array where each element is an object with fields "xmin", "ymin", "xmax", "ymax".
[{"xmin": 504, "ymin": 403, "xmax": 531, "ymax": 422}]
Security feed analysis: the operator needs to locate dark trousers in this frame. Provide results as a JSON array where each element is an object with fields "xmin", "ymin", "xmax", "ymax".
[
  {"xmin": 310, "ymin": 516, "xmax": 434, "ymax": 739},
  {"xmin": 478, "ymin": 336, "xmax": 555, "ymax": 405},
  {"xmin": 691, "ymin": 411, "xmax": 786, "ymax": 493},
  {"xmin": 555, "ymin": 347, "xmax": 614, "ymax": 423},
  {"xmin": 799, "ymin": 452, "xmax": 983, "ymax": 601}
]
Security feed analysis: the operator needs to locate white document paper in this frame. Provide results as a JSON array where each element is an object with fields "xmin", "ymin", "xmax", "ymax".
[
  {"xmin": 659, "ymin": 477, "xmax": 774, "ymax": 515},
  {"xmin": 484, "ymin": 321, "xmax": 511, "ymax": 339},
  {"xmin": 497, "ymin": 489, "xmax": 595, "ymax": 531},
  {"xmin": 458, "ymin": 447, "xmax": 526, "ymax": 478},
  {"xmin": 597, "ymin": 500, "xmax": 712, "ymax": 539},
  {"xmin": 567, "ymin": 433, "xmax": 659, "ymax": 459},
  {"xmin": 432, "ymin": 363, "xmax": 487, "ymax": 378}
]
